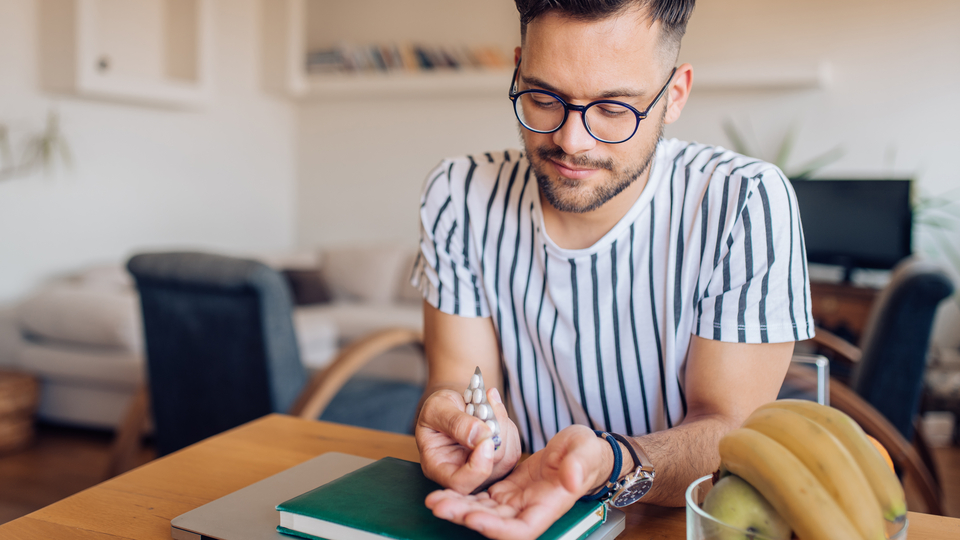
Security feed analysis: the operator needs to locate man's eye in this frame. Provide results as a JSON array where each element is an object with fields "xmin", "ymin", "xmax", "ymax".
[
  {"xmin": 596, "ymin": 105, "xmax": 629, "ymax": 117},
  {"xmin": 534, "ymin": 98, "xmax": 560, "ymax": 109}
]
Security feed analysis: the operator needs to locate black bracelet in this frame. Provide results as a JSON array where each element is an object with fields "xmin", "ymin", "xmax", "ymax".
[
  {"xmin": 580, "ymin": 430, "xmax": 622, "ymax": 501},
  {"xmin": 610, "ymin": 433, "xmax": 642, "ymax": 478}
]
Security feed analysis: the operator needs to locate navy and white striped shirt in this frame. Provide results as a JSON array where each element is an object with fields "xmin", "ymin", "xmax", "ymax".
[{"xmin": 412, "ymin": 138, "xmax": 814, "ymax": 452}]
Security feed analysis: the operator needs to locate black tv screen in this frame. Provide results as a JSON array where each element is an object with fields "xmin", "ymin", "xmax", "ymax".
[{"xmin": 790, "ymin": 179, "xmax": 912, "ymax": 272}]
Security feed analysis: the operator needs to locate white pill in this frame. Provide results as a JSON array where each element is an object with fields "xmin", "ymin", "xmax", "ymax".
[
  {"xmin": 486, "ymin": 419, "xmax": 499, "ymax": 435},
  {"xmin": 473, "ymin": 388, "xmax": 483, "ymax": 404},
  {"xmin": 463, "ymin": 389, "xmax": 473, "ymax": 403},
  {"xmin": 465, "ymin": 403, "xmax": 475, "ymax": 417},
  {"xmin": 469, "ymin": 374, "xmax": 480, "ymax": 389},
  {"xmin": 477, "ymin": 404, "xmax": 489, "ymax": 420}
]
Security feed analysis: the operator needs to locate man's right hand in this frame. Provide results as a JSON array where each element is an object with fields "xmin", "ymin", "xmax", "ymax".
[{"xmin": 416, "ymin": 386, "xmax": 521, "ymax": 494}]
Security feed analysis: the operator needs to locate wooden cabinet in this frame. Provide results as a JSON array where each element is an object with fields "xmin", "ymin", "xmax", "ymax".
[{"xmin": 810, "ymin": 281, "xmax": 881, "ymax": 343}]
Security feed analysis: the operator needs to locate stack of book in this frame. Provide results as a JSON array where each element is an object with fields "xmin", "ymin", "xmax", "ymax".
[{"xmin": 306, "ymin": 43, "xmax": 513, "ymax": 74}]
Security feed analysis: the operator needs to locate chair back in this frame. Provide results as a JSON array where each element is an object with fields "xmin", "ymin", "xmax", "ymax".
[
  {"xmin": 127, "ymin": 252, "xmax": 308, "ymax": 456},
  {"xmin": 852, "ymin": 258, "xmax": 954, "ymax": 440}
]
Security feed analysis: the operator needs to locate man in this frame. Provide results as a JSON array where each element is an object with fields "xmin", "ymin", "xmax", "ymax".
[{"xmin": 410, "ymin": 1, "xmax": 813, "ymax": 538}]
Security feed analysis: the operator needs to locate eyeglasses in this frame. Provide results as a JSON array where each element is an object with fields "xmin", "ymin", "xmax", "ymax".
[{"xmin": 508, "ymin": 59, "xmax": 677, "ymax": 144}]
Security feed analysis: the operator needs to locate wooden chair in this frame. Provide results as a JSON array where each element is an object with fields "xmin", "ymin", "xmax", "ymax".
[{"xmin": 106, "ymin": 251, "xmax": 424, "ymax": 478}]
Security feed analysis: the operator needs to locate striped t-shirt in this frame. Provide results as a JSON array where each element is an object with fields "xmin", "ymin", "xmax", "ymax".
[{"xmin": 412, "ymin": 138, "xmax": 814, "ymax": 452}]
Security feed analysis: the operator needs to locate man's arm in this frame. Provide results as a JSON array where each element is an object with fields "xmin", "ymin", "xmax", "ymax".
[
  {"xmin": 625, "ymin": 335, "xmax": 795, "ymax": 506},
  {"xmin": 425, "ymin": 335, "xmax": 795, "ymax": 540},
  {"xmin": 415, "ymin": 301, "xmax": 522, "ymax": 494}
]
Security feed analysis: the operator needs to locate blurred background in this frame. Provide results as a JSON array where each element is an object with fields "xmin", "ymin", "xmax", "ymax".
[
  {"xmin": 0, "ymin": 0, "xmax": 956, "ymax": 304},
  {"xmin": 0, "ymin": 0, "xmax": 959, "ymax": 523}
]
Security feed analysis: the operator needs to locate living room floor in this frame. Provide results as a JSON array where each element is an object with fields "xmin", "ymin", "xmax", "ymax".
[{"xmin": 0, "ymin": 423, "xmax": 958, "ymax": 526}]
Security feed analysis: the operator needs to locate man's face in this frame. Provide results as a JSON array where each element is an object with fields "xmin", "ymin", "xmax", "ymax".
[{"xmin": 519, "ymin": 10, "xmax": 671, "ymax": 214}]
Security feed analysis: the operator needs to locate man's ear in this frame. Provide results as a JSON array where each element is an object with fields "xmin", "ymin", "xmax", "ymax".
[
  {"xmin": 514, "ymin": 46, "xmax": 521, "ymax": 64},
  {"xmin": 664, "ymin": 63, "xmax": 693, "ymax": 125}
]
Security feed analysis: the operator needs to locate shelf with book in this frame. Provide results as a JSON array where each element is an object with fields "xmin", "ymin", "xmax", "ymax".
[
  {"xmin": 261, "ymin": 0, "xmax": 519, "ymax": 100},
  {"xmin": 302, "ymin": 68, "xmax": 514, "ymax": 99}
]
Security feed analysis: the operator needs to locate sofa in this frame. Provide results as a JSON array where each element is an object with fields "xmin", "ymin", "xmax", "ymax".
[{"xmin": 1, "ymin": 244, "xmax": 424, "ymax": 430}]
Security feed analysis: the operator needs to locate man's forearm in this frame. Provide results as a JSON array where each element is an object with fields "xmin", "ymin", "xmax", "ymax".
[{"xmin": 627, "ymin": 414, "xmax": 736, "ymax": 507}]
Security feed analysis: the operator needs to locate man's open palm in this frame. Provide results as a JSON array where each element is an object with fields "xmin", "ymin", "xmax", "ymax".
[{"xmin": 425, "ymin": 425, "xmax": 606, "ymax": 540}]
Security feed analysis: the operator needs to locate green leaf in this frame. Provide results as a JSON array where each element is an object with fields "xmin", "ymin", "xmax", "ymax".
[
  {"xmin": 722, "ymin": 118, "xmax": 752, "ymax": 157},
  {"xmin": 774, "ymin": 122, "xmax": 799, "ymax": 170},
  {"xmin": 788, "ymin": 146, "xmax": 845, "ymax": 179}
]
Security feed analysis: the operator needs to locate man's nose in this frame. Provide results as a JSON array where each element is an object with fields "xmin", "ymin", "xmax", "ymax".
[{"xmin": 552, "ymin": 110, "xmax": 597, "ymax": 156}]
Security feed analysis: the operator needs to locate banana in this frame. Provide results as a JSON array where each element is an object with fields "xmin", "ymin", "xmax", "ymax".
[
  {"xmin": 719, "ymin": 427, "xmax": 863, "ymax": 540},
  {"xmin": 743, "ymin": 407, "xmax": 884, "ymax": 540},
  {"xmin": 760, "ymin": 399, "xmax": 907, "ymax": 522}
]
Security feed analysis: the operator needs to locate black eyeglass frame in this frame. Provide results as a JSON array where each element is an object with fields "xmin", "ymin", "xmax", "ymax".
[{"xmin": 508, "ymin": 59, "xmax": 678, "ymax": 144}]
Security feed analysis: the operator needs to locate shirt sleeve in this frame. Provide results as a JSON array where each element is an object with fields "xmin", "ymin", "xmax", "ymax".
[
  {"xmin": 695, "ymin": 168, "xmax": 814, "ymax": 343},
  {"xmin": 410, "ymin": 159, "xmax": 491, "ymax": 318}
]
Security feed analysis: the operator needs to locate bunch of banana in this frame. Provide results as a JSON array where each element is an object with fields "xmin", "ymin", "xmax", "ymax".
[{"xmin": 715, "ymin": 399, "xmax": 907, "ymax": 540}]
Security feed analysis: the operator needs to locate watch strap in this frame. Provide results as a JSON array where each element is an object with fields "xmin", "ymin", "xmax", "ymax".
[{"xmin": 610, "ymin": 433, "xmax": 654, "ymax": 473}]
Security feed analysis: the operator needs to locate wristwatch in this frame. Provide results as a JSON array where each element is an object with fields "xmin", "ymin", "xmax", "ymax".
[{"xmin": 608, "ymin": 433, "xmax": 656, "ymax": 507}]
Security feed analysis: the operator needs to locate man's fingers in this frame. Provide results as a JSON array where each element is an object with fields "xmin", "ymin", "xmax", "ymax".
[
  {"xmin": 446, "ymin": 438, "xmax": 495, "ymax": 493},
  {"xmin": 421, "ymin": 390, "xmax": 492, "ymax": 448},
  {"xmin": 462, "ymin": 504, "xmax": 557, "ymax": 540}
]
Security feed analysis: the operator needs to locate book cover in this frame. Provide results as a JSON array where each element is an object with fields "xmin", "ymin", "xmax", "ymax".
[{"xmin": 276, "ymin": 457, "xmax": 606, "ymax": 540}]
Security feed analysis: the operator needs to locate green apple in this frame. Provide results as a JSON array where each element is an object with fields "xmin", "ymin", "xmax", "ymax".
[{"xmin": 701, "ymin": 474, "xmax": 792, "ymax": 540}]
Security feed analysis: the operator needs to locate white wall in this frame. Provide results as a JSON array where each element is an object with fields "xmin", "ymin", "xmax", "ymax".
[
  {"xmin": 295, "ymin": 0, "xmax": 960, "ymax": 273},
  {"xmin": 0, "ymin": 0, "xmax": 298, "ymax": 303},
  {"xmin": 296, "ymin": 0, "xmax": 521, "ymax": 249}
]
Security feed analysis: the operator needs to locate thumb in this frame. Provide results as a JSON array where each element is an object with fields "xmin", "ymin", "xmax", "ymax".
[{"xmin": 421, "ymin": 389, "xmax": 492, "ymax": 448}]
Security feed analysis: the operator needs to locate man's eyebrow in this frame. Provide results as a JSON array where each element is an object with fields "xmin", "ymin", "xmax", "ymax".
[{"xmin": 520, "ymin": 75, "xmax": 646, "ymax": 100}]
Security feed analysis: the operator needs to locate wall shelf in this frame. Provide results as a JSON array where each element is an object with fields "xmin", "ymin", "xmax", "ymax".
[
  {"xmin": 301, "ymin": 68, "xmax": 513, "ymax": 99},
  {"xmin": 39, "ymin": 0, "xmax": 214, "ymax": 108}
]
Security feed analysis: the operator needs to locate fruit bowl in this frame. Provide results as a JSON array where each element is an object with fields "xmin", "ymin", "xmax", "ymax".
[{"xmin": 685, "ymin": 475, "xmax": 909, "ymax": 539}]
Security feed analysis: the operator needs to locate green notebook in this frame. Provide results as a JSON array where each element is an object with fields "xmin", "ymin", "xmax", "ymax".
[{"xmin": 276, "ymin": 457, "xmax": 606, "ymax": 540}]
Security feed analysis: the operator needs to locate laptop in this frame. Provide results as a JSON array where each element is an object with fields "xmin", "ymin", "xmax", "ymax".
[{"xmin": 171, "ymin": 452, "xmax": 626, "ymax": 540}]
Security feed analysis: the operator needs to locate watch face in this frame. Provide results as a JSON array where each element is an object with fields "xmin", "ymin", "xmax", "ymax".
[{"xmin": 612, "ymin": 478, "xmax": 653, "ymax": 508}]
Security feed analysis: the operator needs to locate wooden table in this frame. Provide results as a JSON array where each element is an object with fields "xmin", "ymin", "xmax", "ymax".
[{"xmin": 1, "ymin": 414, "xmax": 957, "ymax": 539}]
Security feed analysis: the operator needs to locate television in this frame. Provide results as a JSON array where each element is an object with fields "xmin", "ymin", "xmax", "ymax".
[{"xmin": 790, "ymin": 178, "xmax": 913, "ymax": 281}]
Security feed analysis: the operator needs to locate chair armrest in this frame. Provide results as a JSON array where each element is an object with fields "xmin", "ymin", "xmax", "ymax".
[
  {"xmin": 809, "ymin": 326, "xmax": 863, "ymax": 364},
  {"xmin": 289, "ymin": 327, "xmax": 424, "ymax": 420}
]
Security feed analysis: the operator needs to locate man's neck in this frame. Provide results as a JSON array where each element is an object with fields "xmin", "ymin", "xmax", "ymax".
[{"xmin": 540, "ymin": 168, "xmax": 651, "ymax": 250}]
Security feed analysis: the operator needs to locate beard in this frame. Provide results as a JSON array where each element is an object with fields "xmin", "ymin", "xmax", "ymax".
[{"xmin": 526, "ymin": 115, "xmax": 665, "ymax": 214}]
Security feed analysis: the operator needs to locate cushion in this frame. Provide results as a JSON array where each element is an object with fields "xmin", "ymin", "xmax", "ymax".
[
  {"xmin": 17, "ymin": 340, "xmax": 144, "ymax": 387},
  {"xmin": 292, "ymin": 309, "xmax": 339, "ymax": 369},
  {"xmin": 297, "ymin": 301, "xmax": 422, "ymax": 343},
  {"xmin": 17, "ymin": 285, "xmax": 142, "ymax": 352},
  {"xmin": 254, "ymin": 250, "xmax": 322, "ymax": 271},
  {"xmin": 283, "ymin": 269, "xmax": 333, "ymax": 305},
  {"xmin": 321, "ymin": 244, "xmax": 412, "ymax": 304},
  {"xmin": 75, "ymin": 264, "xmax": 134, "ymax": 291}
]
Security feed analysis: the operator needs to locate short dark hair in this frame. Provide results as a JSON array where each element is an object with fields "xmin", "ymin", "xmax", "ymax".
[{"xmin": 515, "ymin": 0, "xmax": 695, "ymax": 57}]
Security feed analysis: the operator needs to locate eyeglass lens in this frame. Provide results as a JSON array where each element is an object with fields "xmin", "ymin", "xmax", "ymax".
[{"xmin": 514, "ymin": 92, "xmax": 636, "ymax": 143}]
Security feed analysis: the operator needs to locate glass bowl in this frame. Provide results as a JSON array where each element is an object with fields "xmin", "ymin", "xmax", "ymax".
[{"xmin": 685, "ymin": 474, "xmax": 908, "ymax": 540}]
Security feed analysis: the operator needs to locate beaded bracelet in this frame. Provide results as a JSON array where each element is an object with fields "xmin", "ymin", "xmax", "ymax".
[{"xmin": 580, "ymin": 430, "xmax": 622, "ymax": 501}]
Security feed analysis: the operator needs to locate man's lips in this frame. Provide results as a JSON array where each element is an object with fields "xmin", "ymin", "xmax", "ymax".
[{"xmin": 550, "ymin": 159, "xmax": 599, "ymax": 180}]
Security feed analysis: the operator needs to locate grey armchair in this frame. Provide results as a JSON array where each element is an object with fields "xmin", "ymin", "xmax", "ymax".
[{"xmin": 107, "ymin": 252, "xmax": 424, "ymax": 477}]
